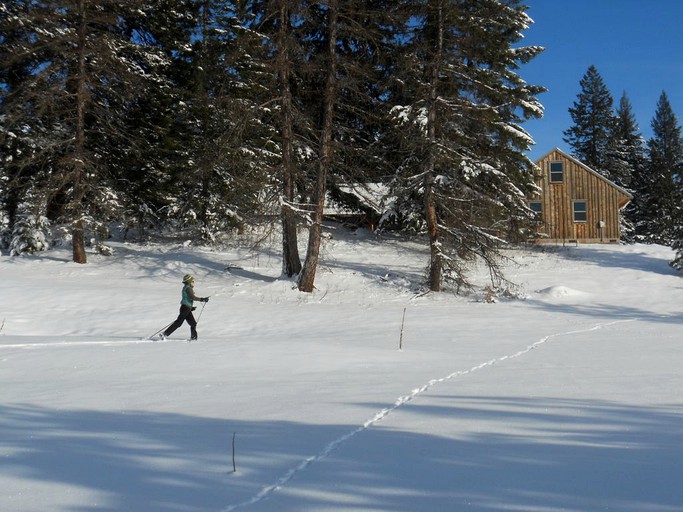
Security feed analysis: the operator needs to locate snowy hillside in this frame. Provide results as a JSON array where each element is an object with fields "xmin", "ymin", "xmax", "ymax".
[{"xmin": 1, "ymin": 229, "xmax": 682, "ymax": 512}]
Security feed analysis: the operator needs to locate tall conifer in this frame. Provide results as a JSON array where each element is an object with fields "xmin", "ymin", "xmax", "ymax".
[
  {"xmin": 384, "ymin": 0, "xmax": 544, "ymax": 291},
  {"xmin": 563, "ymin": 65, "xmax": 615, "ymax": 178},
  {"xmin": 637, "ymin": 92, "xmax": 683, "ymax": 244},
  {"xmin": 608, "ymin": 92, "xmax": 646, "ymax": 189},
  {"xmin": 0, "ymin": 0, "xmax": 171, "ymax": 261}
]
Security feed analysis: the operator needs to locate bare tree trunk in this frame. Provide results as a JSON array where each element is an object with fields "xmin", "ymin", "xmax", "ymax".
[
  {"xmin": 278, "ymin": 0, "xmax": 301, "ymax": 277},
  {"xmin": 424, "ymin": 173, "xmax": 441, "ymax": 290},
  {"xmin": 72, "ymin": 0, "xmax": 88, "ymax": 264},
  {"xmin": 298, "ymin": 0, "xmax": 338, "ymax": 292},
  {"xmin": 424, "ymin": 0, "xmax": 445, "ymax": 291}
]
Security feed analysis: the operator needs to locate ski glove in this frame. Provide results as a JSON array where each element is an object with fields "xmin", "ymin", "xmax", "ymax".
[{"xmin": 201, "ymin": 297, "xmax": 209, "ymax": 303}]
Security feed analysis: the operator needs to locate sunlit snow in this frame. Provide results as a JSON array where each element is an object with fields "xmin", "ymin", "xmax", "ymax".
[{"xmin": 1, "ymin": 229, "xmax": 681, "ymax": 512}]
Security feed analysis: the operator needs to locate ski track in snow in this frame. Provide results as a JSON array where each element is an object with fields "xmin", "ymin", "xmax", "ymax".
[
  {"xmin": 221, "ymin": 318, "xmax": 637, "ymax": 512},
  {"xmin": 0, "ymin": 338, "xmax": 169, "ymax": 349}
]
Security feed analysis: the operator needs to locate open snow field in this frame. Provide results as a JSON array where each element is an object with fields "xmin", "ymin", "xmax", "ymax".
[{"xmin": 1, "ymin": 228, "xmax": 682, "ymax": 512}]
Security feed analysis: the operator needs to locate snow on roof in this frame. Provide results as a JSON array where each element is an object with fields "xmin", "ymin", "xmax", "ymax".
[{"xmin": 324, "ymin": 183, "xmax": 390, "ymax": 216}]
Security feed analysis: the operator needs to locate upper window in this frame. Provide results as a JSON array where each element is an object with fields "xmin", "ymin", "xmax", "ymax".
[
  {"xmin": 573, "ymin": 200, "xmax": 587, "ymax": 222},
  {"xmin": 550, "ymin": 161, "xmax": 564, "ymax": 183}
]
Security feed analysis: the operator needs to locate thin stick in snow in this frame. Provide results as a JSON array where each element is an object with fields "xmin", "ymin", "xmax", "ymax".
[
  {"xmin": 399, "ymin": 307, "xmax": 406, "ymax": 351},
  {"xmin": 232, "ymin": 432, "xmax": 237, "ymax": 473}
]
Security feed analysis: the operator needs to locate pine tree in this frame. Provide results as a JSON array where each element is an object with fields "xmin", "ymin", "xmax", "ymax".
[
  {"xmin": 637, "ymin": 91, "xmax": 683, "ymax": 244},
  {"xmin": 563, "ymin": 65, "xmax": 615, "ymax": 178},
  {"xmin": 0, "ymin": 1, "xmax": 50, "ymax": 244},
  {"xmin": 9, "ymin": 214, "xmax": 51, "ymax": 256},
  {"xmin": 607, "ymin": 92, "xmax": 646, "ymax": 189},
  {"xmin": 607, "ymin": 92, "xmax": 647, "ymax": 242},
  {"xmin": 297, "ymin": 0, "xmax": 340, "ymax": 292},
  {"xmin": 260, "ymin": 0, "xmax": 307, "ymax": 277},
  {"xmin": 672, "ymin": 226, "xmax": 683, "ymax": 271},
  {"xmin": 289, "ymin": 0, "xmax": 402, "ymax": 291},
  {"xmin": 0, "ymin": 0, "xmax": 171, "ymax": 262},
  {"xmin": 101, "ymin": 0, "xmax": 196, "ymax": 241},
  {"xmin": 383, "ymin": 0, "xmax": 544, "ymax": 292},
  {"xmin": 144, "ymin": 1, "xmax": 275, "ymax": 241}
]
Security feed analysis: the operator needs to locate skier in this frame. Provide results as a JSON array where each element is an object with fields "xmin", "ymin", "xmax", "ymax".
[{"xmin": 160, "ymin": 274, "xmax": 209, "ymax": 340}]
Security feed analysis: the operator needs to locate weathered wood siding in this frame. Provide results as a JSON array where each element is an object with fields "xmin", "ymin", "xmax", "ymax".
[{"xmin": 530, "ymin": 149, "xmax": 632, "ymax": 243}]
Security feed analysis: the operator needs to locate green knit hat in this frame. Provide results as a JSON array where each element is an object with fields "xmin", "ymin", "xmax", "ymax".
[{"xmin": 182, "ymin": 274, "xmax": 194, "ymax": 283}]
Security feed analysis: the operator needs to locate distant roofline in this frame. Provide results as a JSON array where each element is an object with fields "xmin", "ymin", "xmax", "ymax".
[{"xmin": 535, "ymin": 147, "xmax": 634, "ymax": 200}]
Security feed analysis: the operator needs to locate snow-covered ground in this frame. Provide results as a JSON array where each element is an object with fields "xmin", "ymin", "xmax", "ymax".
[{"xmin": 1, "ymin": 228, "xmax": 681, "ymax": 512}]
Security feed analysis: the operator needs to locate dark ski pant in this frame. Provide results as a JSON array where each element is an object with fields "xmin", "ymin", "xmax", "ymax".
[{"xmin": 164, "ymin": 305, "xmax": 197, "ymax": 339}]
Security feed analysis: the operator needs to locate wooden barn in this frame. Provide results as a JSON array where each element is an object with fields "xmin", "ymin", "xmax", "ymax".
[{"xmin": 528, "ymin": 148, "xmax": 632, "ymax": 244}]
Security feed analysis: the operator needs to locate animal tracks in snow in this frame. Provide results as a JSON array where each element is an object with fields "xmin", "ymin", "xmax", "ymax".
[{"xmin": 222, "ymin": 318, "xmax": 637, "ymax": 512}]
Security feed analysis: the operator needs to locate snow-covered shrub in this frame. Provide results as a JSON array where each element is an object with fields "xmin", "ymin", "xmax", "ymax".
[
  {"xmin": 671, "ymin": 253, "xmax": 683, "ymax": 271},
  {"xmin": 95, "ymin": 241, "xmax": 115, "ymax": 256},
  {"xmin": 9, "ymin": 215, "xmax": 51, "ymax": 255},
  {"xmin": 671, "ymin": 242, "xmax": 683, "ymax": 271}
]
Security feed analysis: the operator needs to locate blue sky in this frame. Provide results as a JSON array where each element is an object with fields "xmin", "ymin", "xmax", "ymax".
[{"xmin": 520, "ymin": 0, "xmax": 683, "ymax": 161}]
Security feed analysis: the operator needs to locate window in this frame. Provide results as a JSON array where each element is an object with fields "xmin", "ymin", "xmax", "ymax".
[
  {"xmin": 529, "ymin": 201, "xmax": 542, "ymax": 223},
  {"xmin": 573, "ymin": 200, "xmax": 587, "ymax": 222},
  {"xmin": 550, "ymin": 161, "xmax": 564, "ymax": 183}
]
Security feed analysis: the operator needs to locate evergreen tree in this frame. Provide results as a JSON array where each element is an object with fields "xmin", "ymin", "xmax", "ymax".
[
  {"xmin": 103, "ymin": 0, "xmax": 197, "ymax": 241},
  {"xmin": 9, "ymin": 213, "xmax": 51, "ymax": 256},
  {"xmin": 383, "ymin": 0, "xmax": 544, "ymax": 292},
  {"xmin": 608, "ymin": 92, "xmax": 647, "ymax": 242},
  {"xmin": 297, "ymin": 0, "xmax": 340, "ymax": 292},
  {"xmin": 0, "ymin": 0, "xmax": 172, "ymax": 262},
  {"xmin": 268, "ymin": 0, "xmax": 402, "ymax": 290},
  {"xmin": 637, "ymin": 91, "xmax": 683, "ymax": 244},
  {"xmin": 607, "ymin": 92, "xmax": 646, "ymax": 189},
  {"xmin": 563, "ymin": 65, "xmax": 615, "ymax": 178},
  {"xmin": 168, "ymin": 0, "xmax": 275, "ymax": 239},
  {"xmin": 257, "ymin": 0, "xmax": 308, "ymax": 277},
  {"xmin": 672, "ymin": 226, "xmax": 683, "ymax": 271},
  {"xmin": 133, "ymin": 0, "xmax": 274, "ymax": 241},
  {"xmin": 0, "ymin": 1, "xmax": 51, "ymax": 246},
  {"xmin": 275, "ymin": 0, "xmax": 303, "ymax": 277},
  {"xmin": 2, "ymin": 0, "xmax": 546, "ymax": 277}
]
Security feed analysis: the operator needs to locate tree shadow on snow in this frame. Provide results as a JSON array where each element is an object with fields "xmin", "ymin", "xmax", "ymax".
[
  {"xmin": 288, "ymin": 396, "xmax": 683, "ymax": 512},
  {"xmin": 225, "ymin": 266, "xmax": 278, "ymax": 283},
  {"xmin": 539, "ymin": 244, "xmax": 678, "ymax": 277},
  {"xmin": 97, "ymin": 243, "xmax": 281, "ymax": 283},
  {"xmin": 1, "ymin": 396, "xmax": 682, "ymax": 511},
  {"xmin": 0, "ymin": 405, "xmax": 236, "ymax": 511},
  {"xmin": 522, "ymin": 299, "xmax": 683, "ymax": 325}
]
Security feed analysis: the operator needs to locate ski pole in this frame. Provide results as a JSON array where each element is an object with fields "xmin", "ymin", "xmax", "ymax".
[
  {"xmin": 148, "ymin": 322, "xmax": 173, "ymax": 340},
  {"xmin": 196, "ymin": 300, "xmax": 208, "ymax": 323}
]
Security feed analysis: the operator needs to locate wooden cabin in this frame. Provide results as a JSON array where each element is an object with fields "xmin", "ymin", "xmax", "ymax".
[{"xmin": 529, "ymin": 148, "xmax": 632, "ymax": 244}]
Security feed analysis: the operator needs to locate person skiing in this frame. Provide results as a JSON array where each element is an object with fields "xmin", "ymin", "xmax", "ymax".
[{"xmin": 160, "ymin": 274, "xmax": 209, "ymax": 340}]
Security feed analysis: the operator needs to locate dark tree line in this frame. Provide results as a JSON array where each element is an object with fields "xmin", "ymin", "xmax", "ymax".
[
  {"xmin": 1, "ymin": 0, "xmax": 546, "ymax": 291},
  {"xmin": 563, "ymin": 65, "xmax": 683, "ymax": 268}
]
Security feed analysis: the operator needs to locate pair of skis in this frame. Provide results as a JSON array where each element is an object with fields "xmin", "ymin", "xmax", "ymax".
[{"xmin": 147, "ymin": 334, "xmax": 197, "ymax": 343}]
